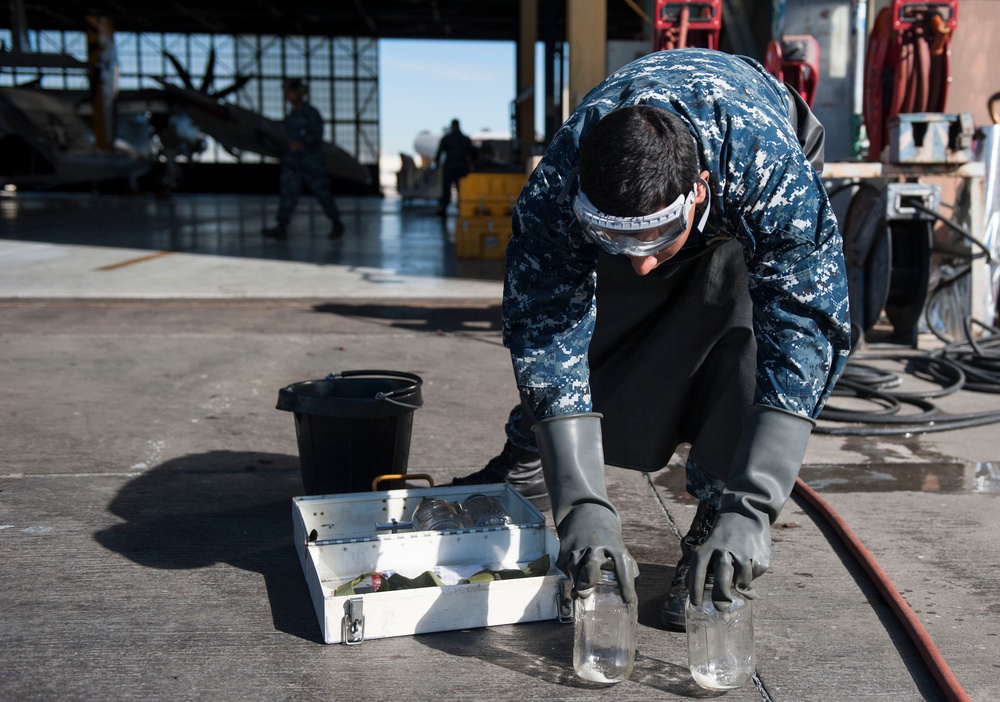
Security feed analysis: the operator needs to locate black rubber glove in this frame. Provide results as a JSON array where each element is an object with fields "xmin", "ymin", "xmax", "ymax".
[
  {"xmin": 533, "ymin": 413, "xmax": 639, "ymax": 604},
  {"xmin": 688, "ymin": 405, "xmax": 814, "ymax": 608}
]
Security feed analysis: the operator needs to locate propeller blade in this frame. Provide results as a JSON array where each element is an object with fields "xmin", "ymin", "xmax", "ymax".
[
  {"xmin": 163, "ymin": 51, "xmax": 195, "ymax": 91},
  {"xmin": 212, "ymin": 74, "xmax": 253, "ymax": 101},
  {"xmin": 198, "ymin": 47, "xmax": 216, "ymax": 94}
]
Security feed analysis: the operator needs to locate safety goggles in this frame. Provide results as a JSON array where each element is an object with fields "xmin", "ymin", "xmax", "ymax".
[{"xmin": 572, "ymin": 179, "xmax": 710, "ymax": 257}]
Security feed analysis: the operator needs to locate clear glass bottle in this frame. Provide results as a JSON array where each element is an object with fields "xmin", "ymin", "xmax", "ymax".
[
  {"xmin": 410, "ymin": 497, "xmax": 464, "ymax": 531},
  {"xmin": 460, "ymin": 493, "xmax": 512, "ymax": 528},
  {"xmin": 685, "ymin": 577, "xmax": 755, "ymax": 690},
  {"xmin": 573, "ymin": 568, "xmax": 637, "ymax": 684}
]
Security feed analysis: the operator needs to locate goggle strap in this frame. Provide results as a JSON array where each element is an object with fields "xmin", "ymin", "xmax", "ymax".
[{"xmin": 695, "ymin": 178, "xmax": 711, "ymax": 233}]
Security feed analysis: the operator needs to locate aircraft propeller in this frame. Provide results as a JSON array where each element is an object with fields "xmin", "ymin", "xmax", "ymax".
[{"xmin": 160, "ymin": 48, "xmax": 252, "ymax": 101}]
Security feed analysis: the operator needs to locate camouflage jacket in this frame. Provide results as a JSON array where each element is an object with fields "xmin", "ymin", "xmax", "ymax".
[
  {"xmin": 503, "ymin": 49, "xmax": 851, "ymax": 421},
  {"xmin": 283, "ymin": 103, "xmax": 325, "ymax": 164}
]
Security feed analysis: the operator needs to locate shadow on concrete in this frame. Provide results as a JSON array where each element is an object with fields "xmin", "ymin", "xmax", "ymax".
[
  {"xmin": 635, "ymin": 562, "xmax": 674, "ymax": 630},
  {"xmin": 311, "ymin": 302, "xmax": 502, "ymax": 333},
  {"xmin": 93, "ymin": 449, "xmax": 324, "ymax": 643}
]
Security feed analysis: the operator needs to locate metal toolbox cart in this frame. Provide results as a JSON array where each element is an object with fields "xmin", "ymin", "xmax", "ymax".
[{"xmin": 292, "ymin": 482, "xmax": 567, "ymax": 644}]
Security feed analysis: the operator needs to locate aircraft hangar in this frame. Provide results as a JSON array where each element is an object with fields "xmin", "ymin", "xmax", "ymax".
[
  {"xmin": 2, "ymin": 3, "xmax": 1000, "ymax": 701},
  {"xmin": 0, "ymin": 0, "xmax": 996, "ymax": 280},
  {"xmin": 0, "ymin": 1, "xmax": 665, "ymax": 196},
  {"xmin": 0, "ymin": 0, "xmax": 786, "ymax": 276}
]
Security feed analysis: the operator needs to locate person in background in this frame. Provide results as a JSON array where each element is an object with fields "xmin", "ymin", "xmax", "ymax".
[
  {"xmin": 434, "ymin": 119, "xmax": 476, "ymax": 216},
  {"xmin": 264, "ymin": 78, "xmax": 345, "ymax": 240},
  {"xmin": 448, "ymin": 48, "xmax": 850, "ymax": 629}
]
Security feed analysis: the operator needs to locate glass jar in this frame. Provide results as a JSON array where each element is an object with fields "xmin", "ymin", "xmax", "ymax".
[
  {"xmin": 573, "ymin": 569, "xmax": 637, "ymax": 684},
  {"xmin": 460, "ymin": 493, "xmax": 512, "ymax": 528},
  {"xmin": 410, "ymin": 498, "xmax": 464, "ymax": 531},
  {"xmin": 685, "ymin": 578, "xmax": 755, "ymax": 690}
]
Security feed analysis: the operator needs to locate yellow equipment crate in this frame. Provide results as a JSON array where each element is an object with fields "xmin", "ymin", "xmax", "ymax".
[
  {"xmin": 458, "ymin": 172, "xmax": 526, "ymax": 201},
  {"xmin": 458, "ymin": 195, "xmax": 517, "ymax": 220},
  {"xmin": 454, "ymin": 173, "xmax": 524, "ymax": 259},
  {"xmin": 456, "ymin": 217, "xmax": 512, "ymax": 259}
]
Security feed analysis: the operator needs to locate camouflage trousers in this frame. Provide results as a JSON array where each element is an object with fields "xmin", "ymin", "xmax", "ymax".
[{"xmin": 276, "ymin": 156, "xmax": 341, "ymax": 224}]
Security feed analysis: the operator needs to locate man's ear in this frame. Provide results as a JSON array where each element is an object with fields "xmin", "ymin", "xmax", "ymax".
[{"xmin": 695, "ymin": 170, "xmax": 710, "ymax": 204}]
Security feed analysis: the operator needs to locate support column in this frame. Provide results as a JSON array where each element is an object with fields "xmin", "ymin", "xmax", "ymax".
[
  {"xmin": 567, "ymin": 0, "xmax": 607, "ymax": 110},
  {"xmin": 516, "ymin": 0, "xmax": 538, "ymax": 166},
  {"xmin": 85, "ymin": 14, "xmax": 118, "ymax": 152},
  {"xmin": 541, "ymin": 0, "xmax": 564, "ymax": 147}
]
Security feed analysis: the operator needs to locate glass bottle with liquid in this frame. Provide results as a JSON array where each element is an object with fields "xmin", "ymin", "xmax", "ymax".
[
  {"xmin": 572, "ymin": 568, "xmax": 637, "ymax": 684},
  {"xmin": 685, "ymin": 576, "xmax": 755, "ymax": 690}
]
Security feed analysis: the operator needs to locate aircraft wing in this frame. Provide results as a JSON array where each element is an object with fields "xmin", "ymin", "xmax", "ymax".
[
  {"xmin": 140, "ymin": 83, "xmax": 371, "ymax": 186},
  {"xmin": 0, "ymin": 87, "xmax": 60, "ymax": 168}
]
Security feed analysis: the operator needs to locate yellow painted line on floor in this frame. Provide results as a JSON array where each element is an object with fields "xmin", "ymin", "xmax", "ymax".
[{"xmin": 96, "ymin": 250, "xmax": 175, "ymax": 271}]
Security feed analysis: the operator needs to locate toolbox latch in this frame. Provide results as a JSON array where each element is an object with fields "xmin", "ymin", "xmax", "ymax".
[
  {"xmin": 557, "ymin": 578, "xmax": 574, "ymax": 624},
  {"xmin": 374, "ymin": 518, "xmax": 414, "ymax": 534},
  {"xmin": 342, "ymin": 597, "xmax": 366, "ymax": 645}
]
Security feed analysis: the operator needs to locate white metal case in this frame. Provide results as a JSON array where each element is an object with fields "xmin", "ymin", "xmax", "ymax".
[{"xmin": 292, "ymin": 483, "xmax": 567, "ymax": 644}]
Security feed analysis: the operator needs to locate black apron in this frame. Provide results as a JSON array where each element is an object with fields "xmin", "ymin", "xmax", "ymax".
[{"xmin": 589, "ymin": 239, "xmax": 755, "ymax": 482}]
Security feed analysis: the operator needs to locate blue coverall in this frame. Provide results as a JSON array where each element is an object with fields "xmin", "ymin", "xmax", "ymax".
[
  {"xmin": 501, "ymin": 49, "xmax": 852, "ymax": 503},
  {"xmin": 276, "ymin": 102, "xmax": 342, "ymax": 225}
]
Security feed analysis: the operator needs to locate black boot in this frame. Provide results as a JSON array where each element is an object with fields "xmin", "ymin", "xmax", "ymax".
[
  {"xmin": 329, "ymin": 219, "xmax": 345, "ymax": 238},
  {"xmin": 263, "ymin": 223, "xmax": 288, "ymax": 240},
  {"xmin": 450, "ymin": 441, "xmax": 550, "ymax": 511},
  {"xmin": 660, "ymin": 500, "xmax": 718, "ymax": 631}
]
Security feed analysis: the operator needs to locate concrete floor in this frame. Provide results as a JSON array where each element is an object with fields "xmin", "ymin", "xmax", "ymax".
[
  {"xmin": 0, "ymin": 191, "xmax": 506, "ymax": 297},
  {"xmin": 0, "ymin": 192, "xmax": 998, "ymax": 701}
]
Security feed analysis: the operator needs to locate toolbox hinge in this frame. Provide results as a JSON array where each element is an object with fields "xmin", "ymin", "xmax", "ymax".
[{"xmin": 342, "ymin": 597, "xmax": 365, "ymax": 645}]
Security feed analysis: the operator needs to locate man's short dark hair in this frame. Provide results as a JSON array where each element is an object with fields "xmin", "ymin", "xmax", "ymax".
[{"xmin": 579, "ymin": 105, "xmax": 698, "ymax": 217}]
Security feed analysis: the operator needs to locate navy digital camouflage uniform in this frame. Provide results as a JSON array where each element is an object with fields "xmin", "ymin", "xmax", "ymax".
[
  {"xmin": 276, "ymin": 102, "xmax": 342, "ymax": 225},
  {"xmin": 501, "ymin": 49, "xmax": 852, "ymax": 505}
]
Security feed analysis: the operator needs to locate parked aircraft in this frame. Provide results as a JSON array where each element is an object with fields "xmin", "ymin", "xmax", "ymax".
[
  {"xmin": 1, "ymin": 39, "xmax": 371, "ymax": 191},
  {"xmin": 0, "ymin": 84, "xmax": 156, "ymax": 189},
  {"xmin": 0, "ymin": 7, "xmax": 158, "ymax": 190},
  {"xmin": 135, "ymin": 49, "xmax": 372, "ymax": 187}
]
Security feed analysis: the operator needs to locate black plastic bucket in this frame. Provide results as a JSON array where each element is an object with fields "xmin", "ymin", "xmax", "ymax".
[{"xmin": 275, "ymin": 370, "xmax": 423, "ymax": 495}]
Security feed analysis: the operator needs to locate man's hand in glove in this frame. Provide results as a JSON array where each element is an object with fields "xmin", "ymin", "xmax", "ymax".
[
  {"xmin": 688, "ymin": 511, "xmax": 768, "ymax": 607},
  {"xmin": 533, "ymin": 412, "xmax": 639, "ymax": 604},
  {"xmin": 687, "ymin": 405, "xmax": 815, "ymax": 608},
  {"xmin": 556, "ymin": 502, "xmax": 639, "ymax": 603}
]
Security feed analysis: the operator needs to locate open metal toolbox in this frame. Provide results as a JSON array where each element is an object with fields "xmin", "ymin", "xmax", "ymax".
[{"xmin": 292, "ymin": 482, "xmax": 568, "ymax": 644}]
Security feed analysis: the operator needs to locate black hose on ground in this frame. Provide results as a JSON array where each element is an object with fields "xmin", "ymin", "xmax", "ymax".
[{"xmin": 815, "ymin": 317, "xmax": 1000, "ymax": 436}]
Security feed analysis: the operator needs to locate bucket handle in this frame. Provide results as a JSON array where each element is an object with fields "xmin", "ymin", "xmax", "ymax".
[
  {"xmin": 325, "ymin": 370, "xmax": 423, "ymax": 411},
  {"xmin": 371, "ymin": 473, "xmax": 435, "ymax": 491}
]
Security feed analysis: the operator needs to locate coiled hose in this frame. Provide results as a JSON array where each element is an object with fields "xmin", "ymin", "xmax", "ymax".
[
  {"xmin": 817, "ymin": 182, "xmax": 1000, "ymax": 435},
  {"xmin": 815, "ymin": 319, "xmax": 1000, "ymax": 435}
]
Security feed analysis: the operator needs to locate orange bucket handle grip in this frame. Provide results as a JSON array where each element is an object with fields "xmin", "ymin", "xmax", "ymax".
[{"xmin": 371, "ymin": 473, "xmax": 435, "ymax": 491}]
